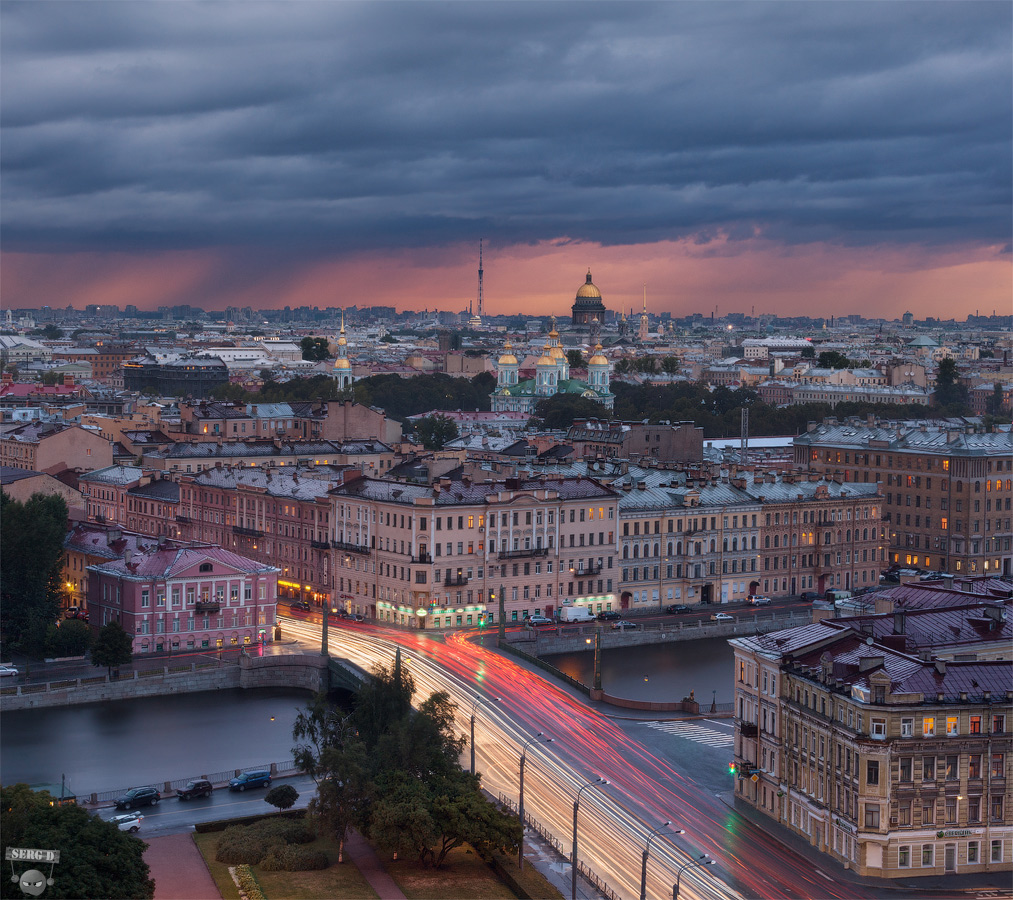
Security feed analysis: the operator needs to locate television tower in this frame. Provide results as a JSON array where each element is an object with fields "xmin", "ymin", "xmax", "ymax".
[{"xmin": 469, "ymin": 239, "xmax": 484, "ymax": 328}]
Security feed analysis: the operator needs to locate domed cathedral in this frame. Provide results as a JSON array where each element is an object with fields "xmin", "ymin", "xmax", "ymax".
[
  {"xmin": 331, "ymin": 311, "xmax": 355, "ymax": 389},
  {"xmin": 492, "ymin": 284, "xmax": 614, "ymax": 414},
  {"xmin": 571, "ymin": 269, "xmax": 607, "ymax": 327}
]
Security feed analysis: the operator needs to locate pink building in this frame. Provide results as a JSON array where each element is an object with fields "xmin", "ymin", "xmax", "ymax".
[{"xmin": 87, "ymin": 546, "xmax": 280, "ymax": 655}]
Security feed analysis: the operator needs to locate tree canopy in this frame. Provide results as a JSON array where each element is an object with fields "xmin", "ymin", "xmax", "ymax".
[
  {"xmin": 415, "ymin": 414, "xmax": 460, "ymax": 450},
  {"xmin": 934, "ymin": 357, "xmax": 970, "ymax": 413},
  {"xmin": 300, "ymin": 337, "xmax": 331, "ymax": 361},
  {"xmin": 0, "ymin": 492, "xmax": 68, "ymax": 654},
  {"xmin": 533, "ymin": 394, "xmax": 609, "ymax": 430},
  {"xmin": 0, "ymin": 784, "xmax": 154, "ymax": 900},
  {"xmin": 91, "ymin": 621, "xmax": 133, "ymax": 676}
]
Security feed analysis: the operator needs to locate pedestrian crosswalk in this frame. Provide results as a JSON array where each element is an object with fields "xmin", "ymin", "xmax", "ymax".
[{"xmin": 641, "ymin": 720, "xmax": 734, "ymax": 747}]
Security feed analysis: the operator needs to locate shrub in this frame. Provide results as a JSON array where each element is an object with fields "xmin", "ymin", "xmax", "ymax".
[
  {"xmin": 259, "ymin": 845, "xmax": 329, "ymax": 872},
  {"xmin": 265, "ymin": 784, "xmax": 299, "ymax": 810},
  {"xmin": 253, "ymin": 819, "xmax": 314, "ymax": 845},
  {"xmin": 214, "ymin": 818, "xmax": 315, "ymax": 864},
  {"xmin": 233, "ymin": 864, "xmax": 266, "ymax": 900}
]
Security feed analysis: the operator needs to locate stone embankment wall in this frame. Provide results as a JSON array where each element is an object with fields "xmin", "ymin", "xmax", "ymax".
[{"xmin": 0, "ymin": 654, "xmax": 327, "ymax": 712}]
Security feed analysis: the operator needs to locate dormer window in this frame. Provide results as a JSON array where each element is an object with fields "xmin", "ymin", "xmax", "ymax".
[{"xmin": 199, "ymin": 563, "xmax": 213, "ymax": 572}]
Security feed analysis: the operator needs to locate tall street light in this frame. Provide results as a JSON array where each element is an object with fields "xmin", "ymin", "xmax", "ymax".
[
  {"xmin": 673, "ymin": 854, "xmax": 716, "ymax": 900},
  {"xmin": 469, "ymin": 695, "xmax": 501, "ymax": 775},
  {"xmin": 640, "ymin": 822, "xmax": 684, "ymax": 900},
  {"xmin": 572, "ymin": 776, "xmax": 609, "ymax": 900},
  {"xmin": 518, "ymin": 732, "xmax": 553, "ymax": 870}
]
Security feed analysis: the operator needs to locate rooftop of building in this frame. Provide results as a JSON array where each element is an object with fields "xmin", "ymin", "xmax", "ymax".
[
  {"xmin": 149, "ymin": 438, "xmax": 392, "ymax": 459},
  {"xmin": 331, "ymin": 473, "xmax": 616, "ymax": 506},
  {"xmin": 88, "ymin": 545, "xmax": 279, "ymax": 580},
  {"xmin": 77, "ymin": 465, "xmax": 144, "ymax": 485},
  {"xmin": 188, "ymin": 465, "xmax": 348, "ymax": 501},
  {"xmin": 65, "ymin": 522, "xmax": 187, "ymax": 559},
  {"xmin": 127, "ymin": 479, "xmax": 181, "ymax": 502},
  {"xmin": 795, "ymin": 417, "xmax": 1012, "ymax": 454}
]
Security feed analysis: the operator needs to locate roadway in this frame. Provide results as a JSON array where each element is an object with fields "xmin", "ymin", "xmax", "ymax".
[{"xmin": 280, "ymin": 612, "xmax": 885, "ymax": 900}]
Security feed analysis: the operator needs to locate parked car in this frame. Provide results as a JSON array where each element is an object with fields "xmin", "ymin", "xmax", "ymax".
[
  {"xmin": 176, "ymin": 779, "xmax": 213, "ymax": 801},
  {"xmin": 109, "ymin": 812, "xmax": 144, "ymax": 833},
  {"xmin": 596, "ymin": 610, "xmax": 621, "ymax": 621},
  {"xmin": 289, "ymin": 599, "xmax": 311, "ymax": 612},
  {"xmin": 115, "ymin": 787, "xmax": 160, "ymax": 809},
  {"xmin": 798, "ymin": 592, "xmax": 817, "ymax": 602},
  {"xmin": 523, "ymin": 615, "xmax": 554, "ymax": 626},
  {"xmin": 665, "ymin": 604, "xmax": 692, "ymax": 614},
  {"xmin": 228, "ymin": 770, "xmax": 271, "ymax": 792},
  {"xmin": 611, "ymin": 620, "xmax": 637, "ymax": 630},
  {"xmin": 710, "ymin": 612, "xmax": 734, "ymax": 622},
  {"xmin": 0, "ymin": 664, "xmax": 19, "ymax": 678},
  {"xmin": 748, "ymin": 596, "xmax": 771, "ymax": 606}
]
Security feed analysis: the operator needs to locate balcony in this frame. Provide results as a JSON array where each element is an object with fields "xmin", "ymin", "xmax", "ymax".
[
  {"xmin": 571, "ymin": 564, "xmax": 603, "ymax": 577},
  {"xmin": 739, "ymin": 722, "xmax": 759, "ymax": 739},
  {"xmin": 332, "ymin": 540, "xmax": 371, "ymax": 555},
  {"xmin": 444, "ymin": 574, "xmax": 469, "ymax": 587},
  {"xmin": 412, "ymin": 553, "xmax": 432, "ymax": 564},
  {"xmin": 233, "ymin": 525, "xmax": 263, "ymax": 538},
  {"xmin": 195, "ymin": 602, "xmax": 221, "ymax": 614},
  {"xmin": 310, "ymin": 539, "xmax": 330, "ymax": 550},
  {"xmin": 175, "ymin": 515, "xmax": 192, "ymax": 524},
  {"xmin": 498, "ymin": 547, "xmax": 549, "ymax": 560}
]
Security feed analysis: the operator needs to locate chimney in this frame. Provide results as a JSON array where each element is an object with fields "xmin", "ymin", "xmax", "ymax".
[
  {"xmin": 858, "ymin": 655, "xmax": 884, "ymax": 673},
  {"xmin": 934, "ymin": 658, "xmax": 947, "ymax": 676},
  {"xmin": 1, "ymin": 371, "xmax": 12, "ymax": 386},
  {"xmin": 124, "ymin": 548, "xmax": 132, "ymax": 566}
]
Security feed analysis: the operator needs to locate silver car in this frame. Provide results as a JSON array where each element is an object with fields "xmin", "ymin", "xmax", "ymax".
[{"xmin": 109, "ymin": 813, "xmax": 143, "ymax": 833}]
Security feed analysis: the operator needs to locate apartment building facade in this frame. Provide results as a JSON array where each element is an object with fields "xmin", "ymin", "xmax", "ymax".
[
  {"xmin": 795, "ymin": 420, "xmax": 1013, "ymax": 577},
  {"xmin": 731, "ymin": 615, "xmax": 1012, "ymax": 879},
  {"xmin": 87, "ymin": 545, "xmax": 279, "ymax": 654},
  {"xmin": 330, "ymin": 475, "xmax": 619, "ymax": 627}
]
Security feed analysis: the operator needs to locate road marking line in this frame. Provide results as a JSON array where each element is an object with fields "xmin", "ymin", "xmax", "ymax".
[{"xmin": 641, "ymin": 721, "xmax": 735, "ymax": 746}]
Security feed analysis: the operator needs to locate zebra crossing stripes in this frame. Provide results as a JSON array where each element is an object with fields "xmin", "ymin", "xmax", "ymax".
[{"xmin": 642, "ymin": 720, "xmax": 734, "ymax": 747}]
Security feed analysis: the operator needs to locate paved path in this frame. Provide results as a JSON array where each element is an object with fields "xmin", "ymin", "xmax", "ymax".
[
  {"xmin": 145, "ymin": 833, "xmax": 220, "ymax": 900},
  {"xmin": 342, "ymin": 828, "xmax": 408, "ymax": 900}
]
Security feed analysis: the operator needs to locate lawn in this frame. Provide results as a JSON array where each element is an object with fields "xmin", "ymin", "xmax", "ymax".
[
  {"xmin": 192, "ymin": 828, "xmax": 378, "ymax": 900},
  {"xmin": 388, "ymin": 845, "xmax": 564, "ymax": 900}
]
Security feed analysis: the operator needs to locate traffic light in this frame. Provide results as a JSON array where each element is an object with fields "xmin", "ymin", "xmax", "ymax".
[{"xmin": 728, "ymin": 761, "xmax": 737, "ymax": 777}]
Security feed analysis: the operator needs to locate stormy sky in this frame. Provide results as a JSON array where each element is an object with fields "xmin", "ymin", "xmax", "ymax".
[{"xmin": 2, "ymin": 1, "xmax": 1010, "ymax": 319}]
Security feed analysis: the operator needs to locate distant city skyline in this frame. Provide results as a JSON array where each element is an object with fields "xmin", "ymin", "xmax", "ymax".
[{"xmin": 2, "ymin": 3, "xmax": 1010, "ymax": 320}]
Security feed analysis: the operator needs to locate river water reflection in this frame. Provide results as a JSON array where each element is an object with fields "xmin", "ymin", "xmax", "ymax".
[
  {"xmin": 544, "ymin": 636, "xmax": 735, "ymax": 705},
  {"xmin": 1, "ymin": 687, "xmax": 311, "ymax": 795}
]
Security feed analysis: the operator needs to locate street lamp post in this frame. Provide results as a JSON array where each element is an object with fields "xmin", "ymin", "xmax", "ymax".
[
  {"xmin": 469, "ymin": 695, "xmax": 501, "ymax": 775},
  {"xmin": 572, "ymin": 777, "xmax": 609, "ymax": 900},
  {"xmin": 640, "ymin": 822, "xmax": 684, "ymax": 900},
  {"xmin": 518, "ymin": 732, "xmax": 553, "ymax": 870},
  {"xmin": 673, "ymin": 855, "xmax": 716, "ymax": 900}
]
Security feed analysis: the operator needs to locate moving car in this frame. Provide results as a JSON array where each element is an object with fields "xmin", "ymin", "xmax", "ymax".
[
  {"xmin": 0, "ymin": 664, "xmax": 19, "ymax": 678},
  {"xmin": 523, "ymin": 615, "xmax": 554, "ymax": 626},
  {"xmin": 611, "ymin": 620, "xmax": 637, "ymax": 630},
  {"xmin": 115, "ymin": 787, "xmax": 160, "ymax": 809},
  {"xmin": 798, "ymin": 592, "xmax": 817, "ymax": 602},
  {"xmin": 748, "ymin": 596, "xmax": 771, "ymax": 606},
  {"xmin": 596, "ymin": 610, "xmax": 621, "ymax": 621},
  {"xmin": 176, "ymin": 779, "xmax": 213, "ymax": 801},
  {"xmin": 665, "ymin": 604, "xmax": 691, "ymax": 614},
  {"xmin": 710, "ymin": 612, "xmax": 734, "ymax": 622},
  {"xmin": 109, "ymin": 813, "xmax": 143, "ymax": 833},
  {"xmin": 289, "ymin": 599, "xmax": 311, "ymax": 612},
  {"xmin": 228, "ymin": 770, "xmax": 271, "ymax": 792}
]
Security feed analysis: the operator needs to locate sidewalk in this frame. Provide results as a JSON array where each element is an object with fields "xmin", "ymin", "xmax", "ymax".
[
  {"xmin": 145, "ymin": 833, "xmax": 220, "ymax": 900},
  {"xmin": 342, "ymin": 828, "xmax": 408, "ymax": 900}
]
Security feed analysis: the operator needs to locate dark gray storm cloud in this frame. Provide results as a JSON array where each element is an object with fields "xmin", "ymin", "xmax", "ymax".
[{"xmin": 2, "ymin": 1, "xmax": 1010, "ymax": 255}]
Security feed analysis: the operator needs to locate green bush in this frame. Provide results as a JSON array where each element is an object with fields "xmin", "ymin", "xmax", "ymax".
[
  {"xmin": 259, "ymin": 844, "xmax": 329, "ymax": 872},
  {"xmin": 214, "ymin": 818, "xmax": 315, "ymax": 864},
  {"xmin": 233, "ymin": 864, "xmax": 266, "ymax": 900}
]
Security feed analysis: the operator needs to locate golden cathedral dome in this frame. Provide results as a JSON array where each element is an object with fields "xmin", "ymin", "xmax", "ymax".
[
  {"xmin": 588, "ymin": 343, "xmax": 608, "ymax": 366},
  {"xmin": 575, "ymin": 269, "xmax": 602, "ymax": 299},
  {"xmin": 549, "ymin": 344, "xmax": 566, "ymax": 360},
  {"xmin": 333, "ymin": 357, "xmax": 351, "ymax": 370},
  {"xmin": 536, "ymin": 343, "xmax": 555, "ymax": 367},
  {"xmin": 498, "ymin": 340, "xmax": 518, "ymax": 366}
]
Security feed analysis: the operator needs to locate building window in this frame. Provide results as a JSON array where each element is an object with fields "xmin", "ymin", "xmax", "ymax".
[
  {"xmin": 946, "ymin": 716, "xmax": 959, "ymax": 737},
  {"xmin": 993, "ymin": 714, "xmax": 1006, "ymax": 734},
  {"xmin": 945, "ymin": 797, "xmax": 957, "ymax": 824},
  {"xmin": 922, "ymin": 800, "xmax": 935, "ymax": 825},
  {"xmin": 991, "ymin": 840, "xmax": 1003, "ymax": 863},
  {"xmin": 968, "ymin": 796, "xmax": 981, "ymax": 823},
  {"xmin": 921, "ymin": 844, "xmax": 934, "ymax": 867},
  {"xmin": 991, "ymin": 795, "xmax": 1004, "ymax": 821},
  {"xmin": 967, "ymin": 842, "xmax": 979, "ymax": 864},
  {"xmin": 898, "ymin": 800, "xmax": 911, "ymax": 826},
  {"xmin": 923, "ymin": 756, "xmax": 936, "ymax": 781},
  {"xmin": 991, "ymin": 753, "xmax": 1005, "ymax": 778},
  {"xmin": 970, "ymin": 716, "xmax": 981, "ymax": 734},
  {"xmin": 945, "ymin": 755, "xmax": 958, "ymax": 781},
  {"xmin": 898, "ymin": 846, "xmax": 910, "ymax": 868},
  {"xmin": 899, "ymin": 756, "xmax": 913, "ymax": 782},
  {"xmin": 901, "ymin": 718, "xmax": 913, "ymax": 737},
  {"xmin": 867, "ymin": 760, "xmax": 880, "ymax": 786},
  {"xmin": 864, "ymin": 804, "xmax": 880, "ymax": 829},
  {"xmin": 871, "ymin": 718, "xmax": 886, "ymax": 739},
  {"xmin": 922, "ymin": 717, "xmax": 935, "ymax": 737}
]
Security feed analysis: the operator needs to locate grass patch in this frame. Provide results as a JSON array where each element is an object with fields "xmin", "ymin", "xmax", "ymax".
[
  {"xmin": 491, "ymin": 851, "xmax": 565, "ymax": 900},
  {"xmin": 192, "ymin": 831, "xmax": 240, "ymax": 900},
  {"xmin": 193, "ymin": 825, "xmax": 378, "ymax": 900},
  {"xmin": 388, "ymin": 844, "xmax": 564, "ymax": 900}
]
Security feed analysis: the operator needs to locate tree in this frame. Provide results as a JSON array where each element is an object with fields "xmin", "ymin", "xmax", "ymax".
[
  {"xmin": 46, "ymin": 619, "xmax": 92, "ymax": 658},
  {"xmin": 293, "ymin": 694, "xmax": 371, "ymax": 863},
  {"xmin": 40, "ymin": 369, "xmax": 62, "ymax": 385},
  {"xmin": 661, "ymin": 356, "xmax": 680, "ymax": 375},
  {"xmin": 800, "ymin": 345, "xmax": 816, "ymax": 359},
  {"xmin": 986, "ymin": 382, "xmax": 1005, "ymax": 417},
  {"xmin": 566, "ymin": 349, "xmax": 584, "ymax": 369},
  {"xmin": 532, "ymin": 394, "xmax": 608, "ymax": 430},
  {"xmin": 934, "ymin": 357, "xmax": 969, "ymax": 411},
  {"xmin": 415, "ymin": 414, "xmax": 459, "ymax": 450},
  {"xmin": 379, "ymin": 333, "xmax": 397, "ymax": 343},
  {"xmin": 0, "ymin": 783, "xmax": 154, "ymax": 900},
  {"xmin": 300, "ymin": 336, "xmax": 330, "ymax": 361},
  {"xmin": 265, "ymin": 784, "xmax": 299, "ymax": 811},
  {"xmin": 816, "ymin": 350, "xmax": 850, "ymax": 369},
  {"xmin": 0, "ymin": 492, "xmax": 68, "ymax": 653},
  {"xmin": 91, "ymin": 621, "xmax": 133, "ymax": 677}
]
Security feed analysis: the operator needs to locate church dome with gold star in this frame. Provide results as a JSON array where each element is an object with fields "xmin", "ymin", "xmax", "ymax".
[
  {"xmin": 571, "ymin": 269, "xmax": 607, "ymax": 326},
  {"xmin": 588, "ymin": 343, "xmax": 608, "ymax": 366},
  {"xmin": 497, "ymin": 339, "xmax": 518, "ymax": 367}
]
